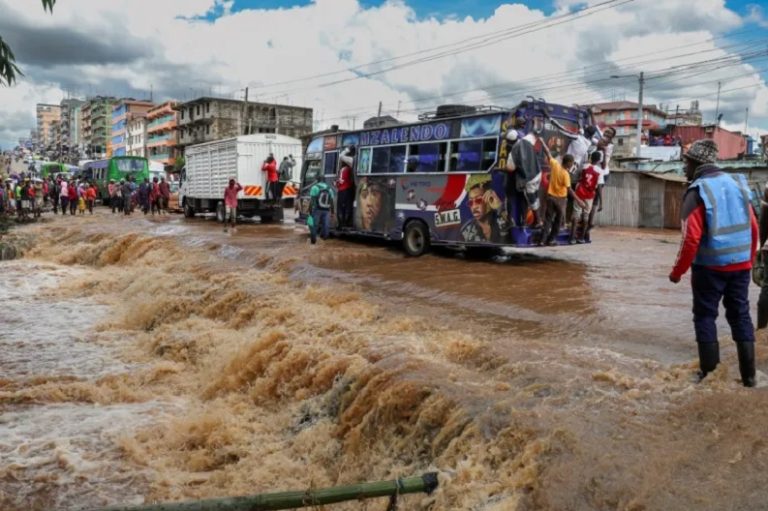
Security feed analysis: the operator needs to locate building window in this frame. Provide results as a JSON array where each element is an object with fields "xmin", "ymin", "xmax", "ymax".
[
  {"xmin": 181, "ymin": 110, "xmax": 185, "ymax": 120},
  {"xmin": 618, "ymin": 138, "xmax": 624, "ymax": 146},
  {"xmin": 196, "ymin": 105, "xmax": 201, "ymax": 115},
  {"xmin": 206, "ymin": 125, "xmax": 210, "ymax": 134},
  {"xmin": 206, "ymin": 102, "xmax": 210, "ymax": 113}
]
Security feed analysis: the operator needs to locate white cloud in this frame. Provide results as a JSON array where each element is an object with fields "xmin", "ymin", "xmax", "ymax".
[{"xmin": 1, "ymin": 0, "xmax": 767, "ymax": 149}]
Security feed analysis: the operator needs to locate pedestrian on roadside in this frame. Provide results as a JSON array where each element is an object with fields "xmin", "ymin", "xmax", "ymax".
[
  {"xmin": 223, "ymin": 178, "xmax": 242, "ymax": 233},
  {"xmin": 139, "ymin": 178, "xmax": 150, "ymax": 215},
  {"xmin": 68, "ymin": 179, "xmax": 78, "ymax": 215},
  {"xmin": 32, "ymin": 178, "xmax": 44, "ymax": 219},
  {"xmin": 150, "ymin": 177, "xmax": 161, "ymax": 215},
  {"xmin": 308, "ymin": 176, "xmax": 334, "ymax": 244},
  {"xmin": 59, "ymin": 179, "xmax": 69, "ymax": 215},
  {"xmin": 159, "ymin": 176, "xmax": 171, "ymax": 214},
  {"xmin": 668, "ymin": 139, "xmax": 758, "ymax": 387},
  {"xmin": 121, "ymin": 179, "xmax": 133, "ymax": 215},
  {"xmin": 108, "ymin": 179, "xmax": 118, "ymax": 213},
  {"xmin": 86, "ymin": 183, "xmax": 97, "ymax": 214}
]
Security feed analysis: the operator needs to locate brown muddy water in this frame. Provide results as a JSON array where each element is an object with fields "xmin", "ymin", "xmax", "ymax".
[{"xmin": 1, "ymin": 211, "xmax": 768, "ymax": 511}]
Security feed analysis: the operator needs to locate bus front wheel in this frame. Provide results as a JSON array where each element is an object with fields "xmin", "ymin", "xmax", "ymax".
[{"xmin": 403, "ymin": 221, "xmax": 430, "ymax": 257}]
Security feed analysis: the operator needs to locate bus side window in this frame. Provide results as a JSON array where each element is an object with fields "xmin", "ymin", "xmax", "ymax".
[
  {"xmin": 324, "ymin": 152, "xmax": 338, "ymax": 176},
  {"xmin": 408, "ymin": 142, "xmax": 446, "ymax": 173},
  {"xmin": 371, "ymin": 145, "xmax": 406, "ymax": 174}
]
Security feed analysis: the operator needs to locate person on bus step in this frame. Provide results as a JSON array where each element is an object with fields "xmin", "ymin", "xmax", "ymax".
[
  {"xmin": 539, "ymin": 142, "xmax": 585, "ymax": 246},
  {"xmin": 570, "ymin": 151, "xmax": 602, "ymax": 244},
  {"xmin": 308, "ymin": 178, "xmax": 335, "ymax": 245},
  {"xmin": 223, "ymin": 178, "xmax": 243, "ymax": 233},
  {"xmin": 503, "ymin": 130, "xmax": 542, "ymax": 228},
  {"xmin": 278, "ymin": 155, "xmax": 296, "ymax": 196},
  {"xmin": 336, "ymin": 146, "xmax": 355, "ymax": 228},
  {"xmin": 586, "ymin": 127, "xmax": 616, "ymax": 243},
  {"xmin": 262, "ymin": 154, "xmax": 279, "ymax": 205},
  {"xmin": 669, "ymin": 139, "xmax": 758, "ymax": 387}
]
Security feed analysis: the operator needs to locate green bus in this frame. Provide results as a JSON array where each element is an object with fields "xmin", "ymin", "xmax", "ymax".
[
  {"xmin": 82, "ymin": 156, "xmax": 150, "ymax": 202},
  {"xmin": 40, "ymin": 162, "xmax": 68, "ymax": 179}
]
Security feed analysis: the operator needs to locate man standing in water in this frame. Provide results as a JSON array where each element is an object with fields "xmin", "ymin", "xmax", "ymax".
[
  {"xmin": 223, "ymin": 178, "xmax": 242, "ymax": 233},
  {"xmin": 669, "ymin": 139, "xmax": 758, "ymax": 387}
]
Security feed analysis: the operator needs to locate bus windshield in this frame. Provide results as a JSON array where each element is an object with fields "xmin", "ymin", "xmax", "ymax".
[
  {"xmin": 303, "ymin": 160, "xmax": 322, "ymax": 184},
  {"xmin": 115, "ymin": 158, "xmax": 146, "ymax": 172}
]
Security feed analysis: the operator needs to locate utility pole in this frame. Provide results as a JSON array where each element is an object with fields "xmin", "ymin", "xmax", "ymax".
[
  {"xmin": 745, "ymin": 107, "xmax": 749, "ymax": 135},
  {"xmin": 377, "ymin": 101, "xmax": 382, "ymax": 119},
  {"xmin": 714, "ymin": 81, "xmax": 721, "ymax": 124},
  {"xmin": 242, "ymin": 87, "xmax": 249, "ymax": 135},
  {"xmin": 636, "ymin": 71, "xmax": 644, "ymax": 158}
]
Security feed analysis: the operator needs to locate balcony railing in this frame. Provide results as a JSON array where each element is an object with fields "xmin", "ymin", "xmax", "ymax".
[
  {"xmin": 147, "ymin": 115, "xmax": 175, "ymax": 129},
  {"xmin": 147, "ymin": 134, "xmax": 173, "ymax": 144}
]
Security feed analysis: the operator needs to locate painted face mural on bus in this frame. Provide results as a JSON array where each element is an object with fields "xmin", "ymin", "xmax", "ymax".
[
  {"xmin": 459, "ymin": 175, "xmax": 510, "ymax": 244},
  {"xmin": 355, "ymin": 177, "xmax": 394, "ymax": 232}
]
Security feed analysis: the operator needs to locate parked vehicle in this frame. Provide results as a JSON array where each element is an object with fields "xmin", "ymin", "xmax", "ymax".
[{"xmin": 179, "ymin": 133, "xmax": 302, "ymax": 223}]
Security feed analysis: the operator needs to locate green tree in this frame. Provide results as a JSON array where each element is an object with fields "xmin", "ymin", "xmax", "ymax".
[{"xmin": 0, "ymin": 0, "xmax": 56, "ymax": 86}]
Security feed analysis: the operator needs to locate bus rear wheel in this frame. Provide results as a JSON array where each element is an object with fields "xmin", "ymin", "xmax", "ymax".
[
  {"xmin": 183, "ymin": 201, "xmax": 195, "ymax": 218},
  {"xmin": 403, "ymin": 221, "xmax": 430, "ymax": 257}
]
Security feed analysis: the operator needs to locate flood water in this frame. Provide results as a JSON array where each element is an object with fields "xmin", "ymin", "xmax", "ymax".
[{"xmin": 1, "ymin": 210, "xmax": 767, "ymax": 510}]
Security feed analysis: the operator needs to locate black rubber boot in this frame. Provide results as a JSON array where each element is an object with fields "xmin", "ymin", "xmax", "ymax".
[
  {"xmin": 757, "ymin": 286, "xmax": 768, "ymax": 330},
  {"xmin": 697, "ymin": 342, "xmax": 720, "ymax": 381},
  {"xmin": 736, "ymin": 342, "xmax": 756, "ymax": 388}
]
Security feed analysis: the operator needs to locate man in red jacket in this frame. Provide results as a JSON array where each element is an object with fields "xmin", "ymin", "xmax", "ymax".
[
  {"xmin": 262, "ymin": 154, "xmax": 279, "ymax": 205},
  {"xmin": 669, "ymin": 139, "xmax": 758, "ymax": 387}
]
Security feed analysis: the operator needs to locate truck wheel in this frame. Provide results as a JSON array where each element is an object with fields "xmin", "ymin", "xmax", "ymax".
[
  {"xmin": 216, "ymin": 202, "xmax": 225, "ymax": 223},
  {"xmin": 183, "ymin": 201, "xmax": 195, "ymax": 218},
  {"xmin": 403, "ymin": 221, "xmax": 430, "ymax": 257}
]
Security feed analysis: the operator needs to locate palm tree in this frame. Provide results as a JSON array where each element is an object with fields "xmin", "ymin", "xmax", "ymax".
[{"xmin": 0, "ymin": 0, "xmax": 56, "ymax": 86}]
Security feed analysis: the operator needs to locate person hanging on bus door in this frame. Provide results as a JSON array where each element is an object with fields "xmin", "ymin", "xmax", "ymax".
[
  {"xmin": 502, "ymin": 130, "xmax": 542, "ymax": 228},
  {"xmin": 336, "ymin": 146, "xmax": 355, "ymax": 228}
]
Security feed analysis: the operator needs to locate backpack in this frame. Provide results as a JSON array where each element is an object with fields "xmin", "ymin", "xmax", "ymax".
[{"xmin": 316, "ymin": 186, "xmax": 332, "ymax": 210}]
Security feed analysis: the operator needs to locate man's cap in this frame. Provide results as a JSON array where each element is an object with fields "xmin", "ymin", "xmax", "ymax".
[{"xmin": 684, "ymin": 139, "xmax": 718, "ymax": 164}]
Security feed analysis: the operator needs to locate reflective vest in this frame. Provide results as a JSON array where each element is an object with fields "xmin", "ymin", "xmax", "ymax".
[{"xmin": 691, "ymin": 172, "xmax": 752, "ymax": 267}]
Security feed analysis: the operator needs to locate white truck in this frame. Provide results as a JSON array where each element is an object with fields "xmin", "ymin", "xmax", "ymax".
[{"xmin": 179, "ymin": 133, "xmax": 302, "ymax": 223}]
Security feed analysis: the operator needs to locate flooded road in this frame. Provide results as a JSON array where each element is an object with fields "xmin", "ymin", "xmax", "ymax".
[{"xmin": 1, "ymin": 210, "xmax": 767, "ymax": 510}]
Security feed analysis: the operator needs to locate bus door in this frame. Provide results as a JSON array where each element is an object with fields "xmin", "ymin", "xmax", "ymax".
[{"xmin": 297, "ymin": 158, "xmax": 322, "ymax": 224}]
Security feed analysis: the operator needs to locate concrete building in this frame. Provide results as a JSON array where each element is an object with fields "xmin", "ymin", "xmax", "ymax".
[
  {"xmin": 664, "ymin": 101, "xmax": 702, "ymax": 127},
  {"xmin": 36, "ymin": 103, "xmax": 61, "ymax": 149},
  {"xmin": 111, "ymin": 99, "xmax": 155, "ymax": 157},
  {"xmin": 126, "ymin": 114, "xmax": 148, "ymax": 158},
  {"xmin": 175, "ymin": 97, "xmax": 313, "ymax": 151},
  {"xmin": 146, "ymin": 101, "xmax": 179, "ymax": 170},
  {"xmin": 82, "ymin": 96, "xmax": 117, "ymax": 158},
  {"xmin": 60, "ymin": 98, "xmax": 85, "ymax": 153},
  {"xmin": 589, "ymin": 101, "xmax": 667, "ymax": 158}
]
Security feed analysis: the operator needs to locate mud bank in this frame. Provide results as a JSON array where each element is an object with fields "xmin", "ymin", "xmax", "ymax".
[{"xmin": 2, "ymin": 214, "xmax": 767, "ymax": 510}]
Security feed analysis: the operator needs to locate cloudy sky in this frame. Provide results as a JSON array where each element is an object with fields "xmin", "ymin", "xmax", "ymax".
[{"xmin": 1, "ymin": 0, "xmax": 767, "ymax": 150}]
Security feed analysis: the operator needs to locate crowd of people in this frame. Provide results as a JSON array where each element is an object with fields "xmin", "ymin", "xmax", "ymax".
[{"xmin": 0, "ymin": 173, "xmax": 173, "ymax": 220}]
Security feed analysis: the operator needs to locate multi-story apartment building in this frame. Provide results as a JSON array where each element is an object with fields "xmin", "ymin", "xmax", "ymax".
[
  {"xmin": 589, "ymin": 101, "xmax": 668, "ymax": 157},
  {"xmin": 111, "ymin": 99, "xmax": 155, "ymax": 157},
  {"xmin": 60, "ymin": 98, "xmax": 85, "ymax": 155},
  {"xmin": 83, "ymin": 96, "xmax": 117, "ymax": 158},
  {"xmin": 36, "ymin": 103, "xmax": 61, "ymax": 149},
  {"xmin": 146, "ymin": 101, "xmax": 179, "ymax": 170},
  {"xmin": 126, "ymin": 114, "xmax": 148, "ymax": 158},
  {"xmin": 175, "ymin": 97, "xmax": 313, "ymax": 151}
]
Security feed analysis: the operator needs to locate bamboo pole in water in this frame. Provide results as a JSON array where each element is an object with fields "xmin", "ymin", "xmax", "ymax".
[{"xmin": 85, "ymin": 473, "xmax": 439, "ymax": 511}]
